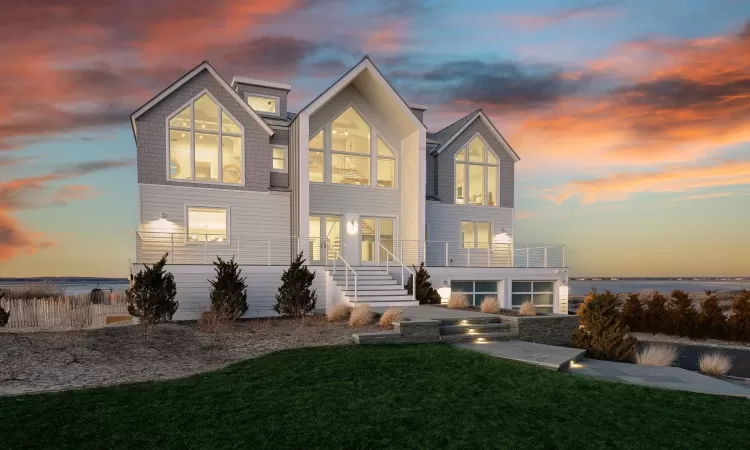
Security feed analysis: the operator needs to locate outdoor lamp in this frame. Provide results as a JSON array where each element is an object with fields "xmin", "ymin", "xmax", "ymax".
[
  {"xmin": 437, "ymin": 280, "xmax": 451, "ymax": 302},
  {"xmin": 346, "ymin": 220, "xmax": 358, "ymax": 235}
]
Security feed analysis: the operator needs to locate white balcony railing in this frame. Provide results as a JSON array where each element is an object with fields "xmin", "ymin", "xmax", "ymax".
[{"xmin": 134, "ymin": 232, "xmax": 566, "ymax": 268}]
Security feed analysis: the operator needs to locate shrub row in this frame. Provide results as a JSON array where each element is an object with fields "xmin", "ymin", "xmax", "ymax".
[{"xmin": 620, "ymin": 289, "xmax": 750, "ymax": 341}]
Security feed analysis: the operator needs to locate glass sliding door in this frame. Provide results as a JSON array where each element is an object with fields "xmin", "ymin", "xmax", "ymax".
[
  {"xmin": 325, "ymin": 217, "xmax": 341, "ymax": 261},
  {"xmin": 360, "ymin": 217, "xmax": 396, "ymax": 264}
]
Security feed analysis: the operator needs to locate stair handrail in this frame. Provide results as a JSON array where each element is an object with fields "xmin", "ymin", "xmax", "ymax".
[
  {"xmin": 326, "ymin": 237, "xmax": 357, "ymax": 302},
  {"xmin": 377, "ymin": 242, "xmax": 416, "ymax": 300}
]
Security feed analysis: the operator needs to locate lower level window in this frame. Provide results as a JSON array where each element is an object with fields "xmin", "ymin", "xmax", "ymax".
[
  {"xmin": 451, "ymin": 281, "xmax": 498, "ymax": 307},
  {"xmin": 461, "ymin": 221, "xmax": 491, "ymax": 249},
  {"xmin": 187, "ymin": 207, "xmax": 228, "ymax": 242},
  {"xmin": 512, "ymin": 281, "xmax": 554, "ymax": 313}
]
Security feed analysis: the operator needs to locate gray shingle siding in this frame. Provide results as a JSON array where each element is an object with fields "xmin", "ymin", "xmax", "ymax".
[
  {"xmin": 235, "ymin": 83, "xmax": 288, "ymax": 117},
  {"xmin": 425, "ymin": 152, "xmax": 436, "ymax": 198},
  {"xmin": 135, "ymin": 69, "xmax": 272, "ymax": 192},
  {"xmin": 435, "ymin": 118, "xmax": 515, "ymax": 208}
]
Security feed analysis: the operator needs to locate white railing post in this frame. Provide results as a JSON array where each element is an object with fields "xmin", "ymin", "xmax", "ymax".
[
  {"xmin": 544, "ymin": 247, "xmax": 548, "ymax": 268},
  {"xmin": 170, "ymin": 234, "xmax": 174, "ymax": 262},
  {"xmin": 467, "ymin": 247, "xmax": 470, "ymax": 267},
  {"xmin": 526, "ymin": 245, "xmax": 530, "ymax": 268},
  {"xmin": 267, "ymin": 238, "xmax": 271, "ymax": 265},
  {"xmin": 445, "ymin": 242, "xmax": 449, "ymax": 267},
  {"xmin": 345, "ymin": 268, "xmax": 349, "ymax": 290},
  {"xmin": 487, "ymin": 244, "xmax": 490, "ymax": 267},
  {"xmin": 354, "ymin": 273, "xmax": 357, "ymax": 302}
]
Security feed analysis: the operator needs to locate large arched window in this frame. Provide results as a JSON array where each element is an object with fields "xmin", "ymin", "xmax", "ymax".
[
  {"xmin": 168, "ymin": 92, "xmax": 243, "ymax": 185},
  {"xmin": 455, "ymin": 135, "xmax": 498, "ymax": 206},
  {"xmin": 308, "ymin": 105, "xmax": 396, "ymax": 188}
]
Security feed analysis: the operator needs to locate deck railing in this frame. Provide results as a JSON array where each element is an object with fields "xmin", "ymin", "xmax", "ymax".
[{"xmin": 135, "ymin": 232, "xmax": 566, "ymax": 268}]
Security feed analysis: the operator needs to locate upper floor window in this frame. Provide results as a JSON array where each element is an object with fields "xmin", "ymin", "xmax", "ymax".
[
  {"xmin": 461, "ymin": 221, "xmax": 491, "ymax": 249},
  {"xmin": 187, "ymin": 206, "xmax": 228, "ymax": 242},
  {"xmin": 272, "ymin": 146, "xmax": 288, "ymax": 173},
  {"xmin": 307, "ymin": 105, "xmax": 396, "ymax": 188},
  {"xmin": 246, "ymin": 94, "xmax": 279, "ymax": 116},
  {"xmin": 168, "ymin": 93, "xmax": 243, "ymax": 185},
  {"xmin": 455, "ymin": 135, "xmax": 498, "ymax": 206}
]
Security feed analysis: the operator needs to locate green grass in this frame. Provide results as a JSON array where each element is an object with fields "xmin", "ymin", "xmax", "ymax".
[{"xmin": 2, "ymin": 344, "xmax": 748, "ymax": 449}]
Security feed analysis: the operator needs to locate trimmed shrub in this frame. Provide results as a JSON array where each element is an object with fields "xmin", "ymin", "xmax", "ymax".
[
  {"xmin": 643, "ymin": 291, "xmax": 669, "ymax": 333},
  {"xmin": 349, "ymin": 304, "xmax": 373, "ymax": 327},
  {"xmin": 327, "ymin": 304, "xmax": 350, "ymax": 321},
  {"xmin": 699, "ymin": 352, "xmax": 732, "ymax": 377},
  {"xmin": 727, "ymin": 289, "xmax": 750, "ymax": 341},
  {"xmin": 667, "ymin": 290, "xmax": 698, "ymax": 337},
  {"xmin": 126, "ymin": 253, "xmax": 178, "ymax": 336},
  {"xmin": 698, "ymin": 290, "xmax": 726, "ymax": 339},
  {"xmin": 0, "ymin": 306, "xmax": 8, "ymax": 328},
  {"xmin": 447, "ymin": 293, "xmax": 469, "ymax": 309},
  {"xmin": 380, "ymin": 307, "xmax": 405, "ymax": 330},
  {"xmin": 572, "ymin": 290, "xmax": 636, "ymax": 362},
  {"xmin": 274, "ymin": 252, "xmax": 317, "ymax": 317},
  {"xmin": 621, "ymin": 293, "xmax": 644, "ymax": 332},
  {"xmin": 209, "ymin": 256, "xmax": 248, "ymax": 320},
  {"xmin": 480, "ymin": 296, "xmax": 500, "ymax": 314},
  {"xmin": 404, "ymin": 262, "xmax": 441, "ymax": 305},
  {"xmin": 634, "ymin": 344, "xmax": 678, "ymax": 367},
  {"xmin": 576, "ymin": 289, "xmax": 597, "ymax": 316},
  {"xmin": 519, "ymin": 301, "xmax": 536, "ymax": 316}
]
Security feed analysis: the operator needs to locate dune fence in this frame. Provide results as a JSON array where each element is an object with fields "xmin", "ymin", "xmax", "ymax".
[{"xmin": 0, "ymin": 293, "xmax": 131, "ymax": 331}]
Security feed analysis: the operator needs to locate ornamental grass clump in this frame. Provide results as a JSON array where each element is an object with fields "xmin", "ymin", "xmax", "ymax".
[
  {"xmin": 349, "ymin": 304, "xmax": 374, "ymax": 327},
  {"xmin": 480, "ymin": 297, "xmax": 500, "ymax": 314},
  {"xmin": 327, "ymin": 303, "xmax": 350, "ymax": 321},
  {"xmin": 447, "ymin": 293, "xmax": 469, "ymax": 309},
  {"xmin": 572, "ymin": 290, "xmax": 636, "ymax": 362},
  {"xmin": 699, "ymin": 352, "xmax": 732, "ymax": 377},
  {"xmin": 379, "ymin": 307, "xmax": 405, "ymax": 330},
  {"xmin": 634, "ymin": 344, "xmax": 678, "ymax": 367},
  {"xmin": 519, "ymin": 301, "xmax": 536, "ymax": 316}
]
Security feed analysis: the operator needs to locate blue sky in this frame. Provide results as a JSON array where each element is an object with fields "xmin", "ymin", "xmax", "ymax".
[{"xmin": 0, "ymin": 0, "xmax": 748, "ymax": 277}]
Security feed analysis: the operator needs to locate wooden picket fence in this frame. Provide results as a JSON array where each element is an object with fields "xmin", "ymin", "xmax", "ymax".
[{"xmin": 0, "ymin": 293, "xmax": 130, "ymax": 331}]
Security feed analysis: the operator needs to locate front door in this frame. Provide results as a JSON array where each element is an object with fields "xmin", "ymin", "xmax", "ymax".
[
  {"xmin": 308, "ymin": 215, "xmax": 341, "ymax": 264},
  {"xmin": 360, "ymin": 217, "xmax": 395, "ymax": 264}
]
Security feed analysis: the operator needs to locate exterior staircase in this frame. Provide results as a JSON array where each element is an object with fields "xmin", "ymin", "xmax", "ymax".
[
  {"xmin": 327, "ymin": 265, "xmax": 419, "ymax": 308},
  {"xmin": 438, "ymin": 316, "xmax": 517, "ymax": 342}
]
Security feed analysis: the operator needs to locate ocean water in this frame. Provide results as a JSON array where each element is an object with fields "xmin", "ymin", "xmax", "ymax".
[
  {"xmin": 569, "ymin": 280, "xmax": 748, "ymax": 296},
  {"xmin": 0, "ymin": 281, "xmax": 130, "ymax": 295}
]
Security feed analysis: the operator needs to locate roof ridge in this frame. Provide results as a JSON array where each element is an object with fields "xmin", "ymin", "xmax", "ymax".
[{"xmin": 431, "ymin": 109, "xmax": 480, "ymax": 135}]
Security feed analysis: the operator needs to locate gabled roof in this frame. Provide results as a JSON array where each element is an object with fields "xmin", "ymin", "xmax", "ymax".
[
  {"xmin": 429, "ymin": 110, "xmax": 520, "ymax": 162},
  {"xmin": 294, "ymin": 56, "xmax": 424, "ymax": 130},
  {"xmin": 130, "ymin": 61, "xmax": 274, "ymax": 137}
]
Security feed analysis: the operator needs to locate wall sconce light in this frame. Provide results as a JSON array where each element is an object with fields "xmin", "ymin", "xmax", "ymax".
[
  {"xmin": 437, "ymin": 280, "xmax": 452, "ymax": 302},
  {"xmin": 346, "ymin": 220, "xmax": 358, "ymax": 235},
  {"xmin": 493, "ymin": 228, "xmax": 512, "ymax": 245},
  {"xmin": 160, "ymin": 212, "xmax": 168, "ymax": 220}
]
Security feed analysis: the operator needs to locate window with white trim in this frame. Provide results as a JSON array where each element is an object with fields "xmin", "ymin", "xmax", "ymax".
[
  {"xmin": 376, "ymin": 138, "xmax": 396, "ymax": 188},
  {"xmin": 246, "ymin": 94, "xmax": 279, "ymax": 116},
  {"xmin": 512, "ymin": 281, "xmax": 554, "ymax": 313},
  {"xmin": 451, "ymin": 281, "xmax": 498, "ymax": 307},
  {"xmin": 461, "ymin": 221, "xmax": 491, "ymax": 249},
  {"xmin": 309, "ymin": 131, "xmax": 324, "ymax": 182},
  {"xmin": 272, "ymin": 146, "xmax": 287, "ymax": 172},
  {"xmin": 455, "ymin": 135, "xmax": 498, "ymax": 206},
  {"xmin": 187, "ymin": 207, "xmax": 228, "ymax": 242},
  {"xmin": 168, "ymin": 93, "xmax": 243, "ymax": 185}
]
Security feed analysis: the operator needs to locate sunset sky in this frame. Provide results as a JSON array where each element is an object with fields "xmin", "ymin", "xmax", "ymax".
[{"xmin": 0, "ymin": 0, "xmax": 748, "ymax": 278}]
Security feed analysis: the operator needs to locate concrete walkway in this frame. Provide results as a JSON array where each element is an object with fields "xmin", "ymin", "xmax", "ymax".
[
  {"xmin": 567, "ymin": 359, "xmax": 750, "ymax": 398},
  {"xmin": 371, "ymin": 305, "xmax": 498, "ymax": 320},
  {"xmin": 454, "ymin": 340, "xmax": 585, "ymax": 371}
]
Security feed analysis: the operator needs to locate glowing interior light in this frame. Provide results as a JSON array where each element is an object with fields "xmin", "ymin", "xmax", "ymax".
[{"xmin": 475, "ymin": 337, "xmax": 487, "ymax": 344}]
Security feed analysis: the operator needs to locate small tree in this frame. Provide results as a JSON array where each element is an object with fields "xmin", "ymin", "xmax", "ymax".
[
  {"xmin": 576, "ymin": 289, "xmax": 597, "ymax": 316},
  {"xmin": 209, "ymin": 257, "xmax": 248, "ymax": 320},
  {"xmin": 126, "ymin": 253, "xmax": 178, "ymax": 336},
  {"xmin": 274, "ymin": 251, "xmax": 317, "ymax": 317},
  {"xmin": 404, "ymin": 262, "xmax": 441, "ymax": 305},
  {"xmin": 698, "ymin": 290, "xmax": 726, "ymax": 339},
  {"xmin": 644, "ymin": 291, "xmax": 668, "ymax": 333},
  {"xmin": 572, "ymin": 290, "xmax": 636, "ymax": 362},
  {"xmin": 621, "ymin": 293, "xmax": 644, "ymax": 332},
  {"xmin": 668, "ymin": 289, "xmax": 698, "ymax": 337},
  {"xmin": 727, "ymin": 289, "xmax": 750, "ymax": 341}
]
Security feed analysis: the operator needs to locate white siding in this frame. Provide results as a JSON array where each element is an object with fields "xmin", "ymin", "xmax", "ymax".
[
  {"xmin": 138, "ymin": 183, "xmax": 291, "ymax": 264},
  {"xmin": 425, "ymin": 200, "xmax": 513, "ymax": 266},
  {"xmin": 143, "ymin": 264, "xmax": 327, "ymax": 320}
]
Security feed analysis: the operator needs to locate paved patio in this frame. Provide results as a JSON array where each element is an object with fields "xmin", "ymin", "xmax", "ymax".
[
  {"xmin": 454, "ymin": 340, "xmax": 584, "ymax": 370},
  {"xmin": 567, "ymin": 359, "xmax": 750, "ymax": 398}
]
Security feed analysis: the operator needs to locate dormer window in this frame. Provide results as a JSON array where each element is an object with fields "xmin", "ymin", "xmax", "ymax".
[
  {"xmin": 246, "ymin": 94, "xmax": 279, "ymax": 116},
  {"xmin": 455, "ymin": 135, "xmax": 498, "ymax": 206},
  {"xmin": 167, "ymin": 92, "xmax": 244, "ymax": 185}
]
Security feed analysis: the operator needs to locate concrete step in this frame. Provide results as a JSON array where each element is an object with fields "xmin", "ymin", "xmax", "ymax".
[
  {"xmin": 348, "ymin": 294, "xmax": 415, "ymax": 302},
  {"xmin": 439, "ymin": 331, "xmax": 517, "ymax": 343},
  {"xmin": 340, "ymin": 283, "xmax": 404, "ymax": 291},
  {"xmin": 439, "ymin": 317, "xmax": 506, "ymax": 326},
  {"xmin": 350, "ymin": 300, "xmax": 419, "ymax": 308},
  {"xmin": 334, "ymin": 278, "xmax": 400, "ymax": 287},
  {"xmin": 439, "ymin": 323, "xmax": 511, "ymax": 335},
  {"xmin": 333, "ymin": 274, "xmax": 394, "ymax": 281},
  {"xmin": 344, "ymin": 289, "xmax": 409, "ymax": 296}
]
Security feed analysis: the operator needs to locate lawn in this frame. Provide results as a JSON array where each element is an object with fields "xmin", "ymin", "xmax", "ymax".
[{"xmin": 2, "ymin": 344, "xmax": 748, "ymax": 450}]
